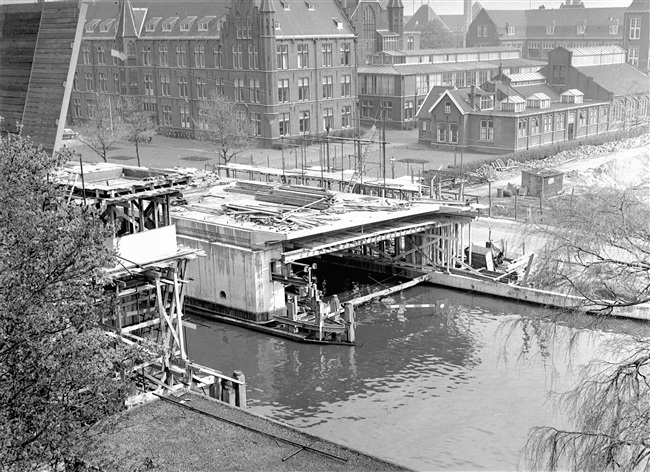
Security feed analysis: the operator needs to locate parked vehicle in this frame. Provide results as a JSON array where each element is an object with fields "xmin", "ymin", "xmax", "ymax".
[{"xmin": 62, "ymin": 128, "xmax": 78, "ymax": 140}]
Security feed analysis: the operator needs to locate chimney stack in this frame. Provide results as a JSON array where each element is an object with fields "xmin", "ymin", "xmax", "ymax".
[{"xmin": 463, "ymin": 0, "xmax": 472, "ymax": 47}]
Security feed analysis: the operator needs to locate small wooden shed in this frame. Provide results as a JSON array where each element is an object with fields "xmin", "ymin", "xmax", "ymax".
[{"xmin": 521, "ymin": 168, "xmax": 564, "ymax": 197}]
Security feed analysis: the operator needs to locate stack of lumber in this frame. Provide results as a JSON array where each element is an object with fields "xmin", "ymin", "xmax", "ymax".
[
  {"xmin": 221, "ymin": 200, "xmax": 337, "ymax": 231},
  {"xmin": 228, "ymin": 181, "xmax": 278, "ymax": 196},
  {"xmin": 254, "ymin": 185, "xmax": 335, "ymax": 210}
]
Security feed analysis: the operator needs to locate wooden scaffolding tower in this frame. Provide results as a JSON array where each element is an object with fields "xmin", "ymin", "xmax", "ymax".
[{"xmin": 56, "ymin": 163, "xmax": 247, "ymax": 407}]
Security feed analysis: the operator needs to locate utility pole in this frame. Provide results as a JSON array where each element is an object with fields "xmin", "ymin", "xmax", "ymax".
[
  {"xmin": 326, "ymin": 126, "xmax": 330, "ymax": 172},
  {"xmin": 382, "ymin": 106, "xmax": 386, "ymax": 196}
]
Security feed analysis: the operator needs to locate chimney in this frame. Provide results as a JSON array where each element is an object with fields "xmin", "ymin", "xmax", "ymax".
[
  {"xmin": 470, "ymin": 84, "xmax": 476, "ymax": 108},
  {"xmin": 463, "ymin": 0, "xmax": 471, "ymax": 47}
]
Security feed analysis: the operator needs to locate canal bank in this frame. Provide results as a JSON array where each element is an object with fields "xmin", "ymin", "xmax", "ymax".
[{"xmin": 86, "ymin": 390, "xmax": 410, "ymax": 471}]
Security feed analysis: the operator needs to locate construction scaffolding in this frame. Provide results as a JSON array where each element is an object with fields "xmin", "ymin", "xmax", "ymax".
[{"xmin": 55, "ymin": 162, "xmax": 247, "ymax": 407}]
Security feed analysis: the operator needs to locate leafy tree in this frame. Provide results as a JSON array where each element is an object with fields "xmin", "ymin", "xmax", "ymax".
[
  {"xmin": 194, "ymin": 91, "xmax": 255, "ymax": 167},
  {"xmin": 419, "ymin": 19, "xmax": 455, "ymax": 49},
  {"xmin": 124, "ymin": 98, "xmax": 157, "ymax": 167},
  {"xmin": 0, "ymin": 134, "xmax": 142, "ymax": 471},
  {"xmin": 77, "ymin": 93, "xmax": 130, "ymax": 163},
  {"xmin": 522, "ymin": 184, "xmax": 650, "ymax": 471}
]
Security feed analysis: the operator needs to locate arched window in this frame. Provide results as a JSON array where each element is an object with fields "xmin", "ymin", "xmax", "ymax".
[
  {"xmin": 126, "ymin": 40, "xmax": 135, "ymax": 57},
  {"xmin": 363, "ymin": 7, "xmax": 375, "ymax": 40}
]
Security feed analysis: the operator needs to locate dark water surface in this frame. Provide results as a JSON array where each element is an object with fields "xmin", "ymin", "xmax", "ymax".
[{"xmin": 186, "ymin": 285, "xmax": 643, "ymax": 471}]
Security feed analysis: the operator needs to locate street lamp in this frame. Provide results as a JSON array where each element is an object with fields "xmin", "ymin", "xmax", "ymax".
[{"xmin": 390, "ymin": 157, "xmax": 396, "ymax": 179}]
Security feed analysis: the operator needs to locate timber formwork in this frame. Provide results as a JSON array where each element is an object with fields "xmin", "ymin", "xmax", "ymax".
[
  {"xmin": 55, "ymin": 163, "xmax": 247, "ymax": 406},
  {"xmin": 172, "ymin": 179, "xmax": 479, "ymax": 344}
]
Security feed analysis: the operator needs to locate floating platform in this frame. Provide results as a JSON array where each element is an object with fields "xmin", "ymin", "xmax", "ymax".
[{"xmin": 187, "ymin": 304, "xmax": 353, "ymax": 346}]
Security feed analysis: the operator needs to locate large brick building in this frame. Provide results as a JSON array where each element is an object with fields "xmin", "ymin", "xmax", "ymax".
[
  {"xmin": 70, "ymin": 0, "xmax": 357, "ymax": 147},
  {"xmin": 467, "ymin": 3, "xmax": 627, "ymax": 60},
  {"xmin": 358, "ymin": 46, "xmax": 543, "ymax": 129},
  {"xmin": 416, "ymin": 46, "xmax": 649, "ymax": 154}
]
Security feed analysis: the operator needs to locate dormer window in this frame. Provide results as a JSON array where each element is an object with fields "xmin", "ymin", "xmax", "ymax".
[
  {"xmin": 275, "ymin": 20, "xmax": 281, "ymax": 30},
  {"xmin": 561, "ymin": 89, "xmax": 584, "ymax": 103},
  {"xmin": 507, "ymin": 26, "xmax": 515, "ymax": 36},
  {"xmin": 305, "ymin": 0, "xmax": 314, "ymax": 10},
  {"xmin": 609, "ymin": 24, "xmax": 619, "ymax": 35},
  {"xmin": 527, "ymin": 93, "xmax": 550, "ymax": 109},
  {"xmin": 198, "ymin": 16, "xmax": 216, "ymax": 31},
  {"xmin": 85, "ymin": 19, "xmax": 100, "ymax": 33},
  {"xmin": 145, "ymin": 17, "xmax": 162, "ymax": 32},
  {"xmin": 162, "ymin": 17, "xmax": 179, "ymax": 32},
  {"xmin": 99, "ymin": 19, "xmax": 115, "ymax": 33},
  {"xmin": 279, "ymin": 0, "xmax": 290, "ymax": 10},
  {"xmin": 480, "ymin": 94, "xmax": 494, "ymax": 110},
  {"xmin": 546, "ymin": 25, "xmax": 555, "ymax": 35},
  {"xmin": 180, "ymin": 17, "xmax": 197, "ymax": 32},
  {"xmin": 333, "ymin": 17, "xmax": 343, "ymax": 29},
  {"xmin": 577, "ymin": 22, "xmax": 586, "ymax": 35},
  {"xmin": 501, "ymin": 95, "xmax": 526, "ymax": 112}
]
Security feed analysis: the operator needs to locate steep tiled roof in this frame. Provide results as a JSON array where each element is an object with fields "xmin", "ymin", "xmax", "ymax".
[
  {"xmin": 483, "ymin": 10, "xmax": 528, "ymax": 35},
  {"xmin": 525, "ymin": 6, "xmax": 625, "ymax": 36},
  {"xmin": 577, "ymin": 64, "xmax": 650, "ymax": 96},
  {"xmin": 83, "ymin": 0, "xmax": 227, "ymax": 39},
  {"xmin": 438, "ymin": 2, "xmax": 482, "ymax": 31},
  {"xmin": 404, "ymin": 5, "xmax": 444, "ymax": 32},
  {"xmin": 526, "ymin": 6, "xmax": 624, "ymax": 25},
  {"xmin": 425, "ymin": 88, "xmax": 474, "ymax": 114},
  {"xmin": 274, "ymin": 0, "xmax": 354, "ymax": 38},
  {"xmin": 512, "ymin": 83, "xmax": 561, "ymax": 101}
]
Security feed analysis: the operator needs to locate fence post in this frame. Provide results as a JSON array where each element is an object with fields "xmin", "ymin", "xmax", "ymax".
[
  {"xmin": 488, "ymin": 181, "xmax": 492, "ymax": 218},
  {"xmin": 221, "ymin": 379, "xmax": 236, "ymax": 406},
  {"xmin": 209, "ymin": 378, "xmax": 222, "ymax": 400},
  {"xmin": 233, "ymin": 370, "xmax": 247, "ymax": 409}
]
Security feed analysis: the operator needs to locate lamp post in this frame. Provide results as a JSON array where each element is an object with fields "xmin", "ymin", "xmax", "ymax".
[{"xmin": 390, "ymin": 157, "xmax": 396, "ymax": 179}]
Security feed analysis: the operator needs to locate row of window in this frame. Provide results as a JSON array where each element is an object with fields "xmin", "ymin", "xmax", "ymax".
[
  {"xmin": 277, "ymin": 42, "xmax": 351, "ymax": 69},
  {"xmin": 80, "ymin": 41, "xmax": 353, "ymax": 70},
  {"xmin": 72, "ymin": 96, "xmax": 353, "ymax": 136},
  {"xmin": 75, "ymin": 70, "xmax": 352, "ymax": 103},
  {"xmin": 359, "ymin": 99, "xmax": 416, "ymax": 121},
  {"xmin": 500, "ymin": 22, "xmax": 638, "ymax": 37},
  {"xmin": 430, "ymin": 101, "xmax": 649, "ymax": 145}
]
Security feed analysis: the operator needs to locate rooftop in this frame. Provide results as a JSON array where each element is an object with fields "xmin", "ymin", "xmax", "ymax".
[{"xmin": 171, "ymin": 178, "xmax": 475, "ymax": 244}]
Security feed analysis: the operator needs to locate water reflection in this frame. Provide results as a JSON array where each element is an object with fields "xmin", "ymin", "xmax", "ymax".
[{"xmin": 186, "ymin": 285, "xmax": 648, "ymax": 471}]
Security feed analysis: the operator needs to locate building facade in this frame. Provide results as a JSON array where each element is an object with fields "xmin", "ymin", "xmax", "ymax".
[
  {"xmin": 339, "ymin": 0, "xmax": 407, "ymax": 66},
  {"xmin": 358, "ymin": 46, "xmax": 544, "ymax": 129},
  {"xmin": 623, "ymin": 0, "xmax": 650, "ymax": 71},
  {"xmin": 467, "ymin": 4, "xmax": 627, "ymax": 60},
  {"xmin": 70, "ymin": 0, "xmax": 357, "ymax": 147},
  {"xmin": 416, "ymin": 46, "xmax": 649, "ymax": 154}
]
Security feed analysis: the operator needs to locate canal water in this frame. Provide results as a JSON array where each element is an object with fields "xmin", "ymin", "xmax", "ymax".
[{"xmin": 186, "ymin": 285, "xmax": 645, "ymax": 471}]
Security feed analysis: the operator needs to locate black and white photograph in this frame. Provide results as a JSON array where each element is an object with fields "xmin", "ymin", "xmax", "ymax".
[{"xmin": 0, "ymin": 0, "xmax": 648, "ymax": 470}]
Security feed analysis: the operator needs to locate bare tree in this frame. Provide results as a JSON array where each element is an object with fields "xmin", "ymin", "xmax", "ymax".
[
  {"xmin": 194, "ymin": 91, "xmax": 255, "ymax": 167},
  {"xmin": 522, "ymin": 184, "xmax": 650, "ymax": 471},
  {"xmin": 77, "ymin": 93, "xmax": 130, "ymax": 163},
  {"xmin": 124, "ymin": 98, "xmax": 157, "ymax": 167}
]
